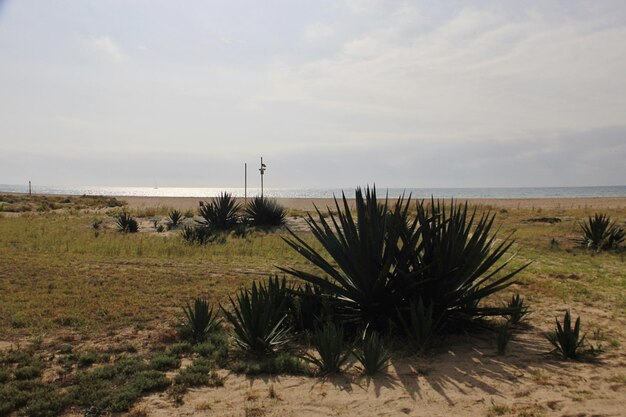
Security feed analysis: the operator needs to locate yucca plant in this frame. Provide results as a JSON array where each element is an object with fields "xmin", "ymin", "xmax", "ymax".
[
  {"xmin": 304, "ymin": 322, "xmax": 352, "ymax": 375},
  {"xmin": 245, "ymin": 196, "xmax": 286, "ymax": 227},
  {"xmin": 198, "ymin": 192, "xmax": 240, "ymax": 230},
  {"xmin": 181, "ymin": 225, "xmax": 214, "ymax": 244},
  {"xmin": 116, "ymin": 212, "xmax": 138, "ymax": 233},
  {"xmin": 221, "ymin": 277, "xmax": 291, "ymax": 355},
  {"xmin": 396, "ymin": 297, "xmax": 438, "ymax": 351},
  {"xmin": 180, "ymin": 298, "xmax": 222, "ymax": 343},
  {"xmin": 289, "ymin": 283, "xmax": 331, "ymax": 333},
  {"xmin": 407, "ymin": 198, "xmax": 528, "ymax": 327},
  {"xmin": 496, "ymin": 323, "xmax": 513, "ymax": 355},
  {"xmin": 354, "ymin": 329, "xmax": 390, "ymax": 375},
  {"xmin": 579, "ymin": 213, "xmax": 625, "ymax": 250},
  {"xmin": 546, "ymin": 310, "xmax": 586, "ymax": 359},
  {"xmin": 167, "ymin": 209, "xmax": 184, "ymax": 229},
  {"xmin": 281, "ymin": 187, "xmax": 412, "ymax": 329},
  {"xmin": 506, "ymin": 294, "xmax": 529, "ymax": 325}
]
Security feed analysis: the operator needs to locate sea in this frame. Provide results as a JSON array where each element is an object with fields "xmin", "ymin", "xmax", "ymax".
[{"xmin": 1, "ymin": 184, "xmax": 626, "ymax": 199}]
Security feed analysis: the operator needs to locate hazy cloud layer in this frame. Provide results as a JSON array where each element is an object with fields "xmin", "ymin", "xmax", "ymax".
[{"xmin": 1, "ymin": 1, "xmax": 625, "ymax": 187}]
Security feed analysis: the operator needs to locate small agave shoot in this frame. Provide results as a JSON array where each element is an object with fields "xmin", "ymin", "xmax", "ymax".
[
  {"xmin": 181, "ymin": 225, "xmax": 214, "ymax": 245},
  {"xmin": 245, "ymin": 196, "xmax": 286, "ymax": 227},
  {"xmin": 181, "ymin": 298, "xmax": 222, "ymax": 343},
  {"xmin": 506, "ymin": 294, "xmax": 529, "ymax": 326},
  {"xmin": 354, "ymin": 329, "xmax": 391, "ymax": 375},
  {"xmin": 198, "ymin": 192, "xmax": 241, "ymax": 230},
  {"xmin": 396, "ymin": 298, "xmax": 437, "ymax": 351},
  {"xmin": 167, "ymin": 209, "xmax": 184, "ymax": 229},
  {"xmin": 221, "ymin": 277, "xmax": 291, "ymax": 355},
  {"xmin": 116, "ymin": 212, "xmax": 138, "ymax": 233},
  {"xmin": 546, "ymin": 310, "xmax": 586, "ymax": 359},
  {"xmin": 304, "ymin": 322, "xmax": 352, "ymax": 375},
  {"xmin": 579, "ymin": 213, "xmax": 625, "ymax": 251},
  {"xmin": 496, "ymin": 323, "xmax": 513, "ymax": 355}
]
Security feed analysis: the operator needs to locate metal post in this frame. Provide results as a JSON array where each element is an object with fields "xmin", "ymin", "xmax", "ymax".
[
  {"xmin": 244, "ymin": 163, "xmax": 247, "ymax": 203},
  {"xmin": 28, "ymin": 180, "xmax": 32, "ymax": 196},
  {"xmin": 259, "ymin": 157, "xmax": 266, "ymax": 198}
]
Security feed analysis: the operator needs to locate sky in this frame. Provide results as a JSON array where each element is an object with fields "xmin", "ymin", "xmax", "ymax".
[{"xmin": 1, "ymin": 0, "xmax": 625, "ymax": 189}]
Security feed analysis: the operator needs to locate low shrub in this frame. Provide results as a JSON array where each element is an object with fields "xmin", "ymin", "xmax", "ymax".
[
  {"xmin": 167, "ymin": 209, "xmax": 184, "ymax": 229},
  {"xmin": 198, "ymin": 192, "xmax": 240, "ymax": 230},
  {"xmin": 181, "ymin": 225, "xmax": 214, "ymax": 244},
  {"xmin": 579, "ymin": 213, "xmax": 625, "ymax": 251}
]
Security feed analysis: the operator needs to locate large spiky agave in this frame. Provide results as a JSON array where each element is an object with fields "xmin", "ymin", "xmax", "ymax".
[
  {"xmin": 198, "ymin": 192, "xmax": 240, "ymax": 230},
  {"xmin": 245, "ymin": 196, "xmax": 286, "ymax": 227},
  {"xmin": 579, "ymin": 213, "xmax": 625, "ymax": 251},
  {"xmin": 181, "ymin": 298, "xmax": 222, "ymax": 343},
  {"xmin": 116, "ymin": 212, "xmax": 138, "ymax": 233},
  {"xmin": 546, "ymin": 310, "xmax": 586, "ymax": 359},
  {"xmin": 280, "ymin": 187, "xmax": 412, "ymax": 329},
  {"xmin": 221, "ymin": 277, "xmax": 291, "ymax": 355}
]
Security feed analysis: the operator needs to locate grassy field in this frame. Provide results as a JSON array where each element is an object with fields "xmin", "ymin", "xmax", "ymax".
[{"xmin": 1, "ymin": 197, "xmax": 625, "ymax": 416}]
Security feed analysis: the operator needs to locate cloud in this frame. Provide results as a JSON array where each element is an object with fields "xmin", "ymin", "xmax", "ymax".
[
  {"xmin": 304, "ymin": 22, "xmax": 335, "ymax": 42},
  {"xmin": 84, "ymin": 35, "xmax": 125, "ymax": 61}
]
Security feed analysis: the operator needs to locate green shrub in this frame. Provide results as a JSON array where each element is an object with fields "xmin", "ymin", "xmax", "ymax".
[
  {"xmin": 354, "ymin": 330, "xmax": 390, "ymax": 375},
  {"xmin": 303, "ymin": 322, "xmax": 351, "ymax": 375},
  {"xmin": 174, "ymin": 358, "xmax": 224, "ymax": 388},
  {"xmin": 13, "ymin": 364, "xmax": 43, "ymax": 380},
  {"xmin": 115, "ymin": 212, "xmax": 138, "ymax": 233},
  {"xmin": 546, "ymin": 310, "xmax": 587, "ymax": 359},
  {"xmin": 579, "ymin": 213, "xmax": 625, "ymax": 250},
  {"xmin": 149, "ymin": 353, "xmax": 180, "ymax": 371},
  {"xmin": 245, "ymin": 196, "xmax": 286, "ymax": 227},
  {"xmin": 221, "ymin": 277, "xmax": 291, "ymax": 355},
  {"xmin": 180, "ymin": 297, "xmax": 222, "ymax": 343},
  {"xmin": 289, "ymin": 283, "xmax": 330, "ymax": 333},
  {"xmin": 231, "ymin": 352, "xmax": 308, "ymax": 375},
  {"xmin": 192, "ymin": 333, "xmax": 229, "ymax": 366},
  {"xmin": 198, "ymin": 192, "xmax": 240, "ymax": 230},
  {"xmin": 167, "ymin": 209, "xmax": 184, "ymax": 229}
]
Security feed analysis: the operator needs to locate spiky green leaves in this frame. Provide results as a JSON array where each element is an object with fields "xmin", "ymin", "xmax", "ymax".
[
  {"xmin": 546, "ymin": 310, "xmax": 586, "ymax": 359},
  {"xmin": 115, "ymin": 212, "xmax": 138, "ymax": 233},
  {"xmin": 180, "ymin": 298, "xmax": 222, "ymax": 343},
  {"xmin": 354, "ymin": 330, "xmax": 390, "ymax": 375},
  {"xmin": 303, "ymin": 322, "xmax": 351, "ymax": 375},
  {"xmin": 221, "ymin": 277, "xmax": 291, "ymax": 355},
  {"xmin": 167, "ymin": 209, "xmax": 184, "ymax": 229},
  {"xmin": 245, "ymin": 197, "xmax": 286, "ymax": 227},
  {"xmin": 579, "ymin": 213, "xmax": 625, "ymax": 251},
  {"xmin": 198, "ymin": 192, "xmax": 241, "ymax": 230}
]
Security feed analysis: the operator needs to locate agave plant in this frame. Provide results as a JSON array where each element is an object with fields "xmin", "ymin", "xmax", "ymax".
[
  {"xmin": 506, "ymin": 293, "xmax": 529, "ymax": 325},
  {"xmin": 281, "ymin": 187, "xmax": 413, "ymax": 329},
  {"xmin": 167, "ymin": 209, "xmax": 184, "ymax": 229},
  {"xmin": 180, "ymin": 298, "xmax": 222, "ymax": 343},
  {"xmin": 407, "ymin": 198, "xmax": 528, "ymax": 326},
  {"xmin": 546, "ymin": 310, "xmax": 586, "ymax": 359},
  {"xmin": 579, "ymin": 213, "xmax": 625, "ymax": 251},
  {"xmin": 116, "ymin": 212, "xmax": 138, "ymax": 233},
  {"xmin": 198, "ymin": 192, "xmax": 241, "ymax": 230},
  {"xmin": 354, "ymin": 329, "xmax": 390, "ymax": 375},
  {"xmin": 303, "ymin": 322, "xmax": 352, "ymax": 375},
  {"xmin": 221, "ymin": 277, "xmax": 291, "ymax": 355},
  {"xmin": 289, "ymin": 283, "xmax": 331, "ymax": 333},
  {"xmin": 245, "ymin": 196, "xmax": 286, "ymax": 227},
  {"xmin": 396, "ymin": 297, "xmax": 438, "ymax": 350}
]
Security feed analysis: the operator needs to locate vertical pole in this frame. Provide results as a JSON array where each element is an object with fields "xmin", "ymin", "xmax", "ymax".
[
  {"xmin": 244, "ymin": 163, "xmax": 247, "ymax": 204},
  {"xmin": 28, "ymin": 180, "xmax": 32, "ymax": 196},
  {"xmin": 260, "ymin": 157, "xmax": 264, "ymax": 198}
]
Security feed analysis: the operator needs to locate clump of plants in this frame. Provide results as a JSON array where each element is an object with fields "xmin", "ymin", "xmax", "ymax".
[
  {"xmin": 579, "ymin": 213, "xmax": 625, "ymax": 251},
  {"xmin": 245, "ymin": 196, "xmax": 286, "ymax": 227},
  {"xmin": 354, "ymin": 329, "xmax": 390, "ymax": 375},
  {"xmin": 181, "ymin": 225, "xmax": 215, "ymax": 244},
  {"xmin": 115, "ymin": 212, "xmax": 139, "ymax": 233},
  {"xmin": 198, "ymin": 192, "xmax": 241, "ymax": 230},
  {"xmin": 303, "ymin": 322, "xmax": 352, "ymax": 375},
  {"xmin": 505, "ymin": 293, "xmax": 529, "ymax": 325},
  {"xmin": 280, "ymin": 187, "xmax": 528, "ymax": 342}
]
